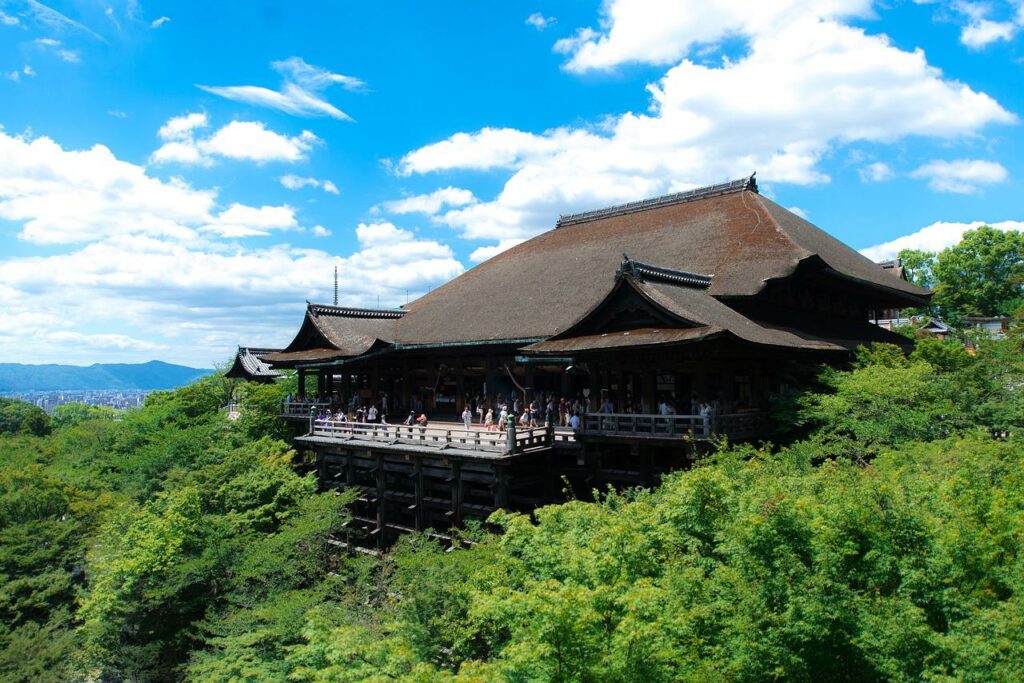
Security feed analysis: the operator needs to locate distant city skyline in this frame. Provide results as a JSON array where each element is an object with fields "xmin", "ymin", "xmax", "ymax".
[{"xmin": 1, "ymin": 1, "xmax": 1022, "ymax": 367}]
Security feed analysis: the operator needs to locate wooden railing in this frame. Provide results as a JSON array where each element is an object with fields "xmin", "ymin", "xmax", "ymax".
[
  {"xmin": 308, "ymin": 419, "xmax": 555, "ymax": 455},
  {"xmin": 581, "ymin": 411, "xmax": 768, "ymax": 440},
  {"xmin": 280, "ymin": 400, "xmax": 331, "ymax": 418}
]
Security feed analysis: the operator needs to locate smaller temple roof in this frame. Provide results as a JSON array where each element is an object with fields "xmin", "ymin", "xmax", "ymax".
[
  {"xmin": 226, "ymin": 347, "xmax": 284, "ymax": 382},
  {"xmin": 263, "ymin": 303, "xmax": 403, "ymax": 368}
]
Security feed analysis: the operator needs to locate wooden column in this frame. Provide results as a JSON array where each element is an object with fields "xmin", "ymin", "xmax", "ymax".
[
  {"xmin": 413, "ymin": 458, "xmax": 425, "ymax": 531},
  {"xmin": 401, "ymin": 358, "xmax": 411, "ymax": 415},
  {"xmin": 375, "ymin": 454, "xmax": 386, "ymax": 549},
  {"xmin": 484, "ymin": 355, "xmax": 496, "ymax": 409},
  {"xmin": 524, "ymin": 365, "xmax": 535, "ymax": 405},
  {"xmin": 370, "ymin": 362, "xmax": 379, "ymax": 404},
  {"xmin": 494, "ymin": 464, "xmax": 509, "ymax": 511},
  {"xmin": 449, "ymin": 461, "xmax": 463, "ymax": 527},
  {"xmin": 455, "ymin": 359, "xmax": 465, "ymax": 414},
  {"xmin": 297, "ymin": 369, "xmax": 307, "ymax": 397},
  {"xmin": 643, "ymin": 366, "xmax": 657, "ymax": 414}
]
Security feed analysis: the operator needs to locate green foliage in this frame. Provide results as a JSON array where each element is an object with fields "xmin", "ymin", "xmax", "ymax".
[
  {"xmin": 50, "ymin": 401, "xmax": 119, "ymax": 429},
  {"xmin": 2, "ymin": 333, "xmax": 1023, "ymax": 680},
  {"xmin": 932, "ymin": 226, "xmax": 1024, "ymax": 317},
  {"xmin": 897, "ymin": 247, "xmax": 936, "ymax": 289},
  {"xmin": 0, "ymin": 397, "xmax": 50, "ymax": 436}
]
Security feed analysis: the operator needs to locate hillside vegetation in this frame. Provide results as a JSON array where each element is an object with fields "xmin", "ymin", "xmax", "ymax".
[
  {"xmin": 1, "ymin": 226, "xmax": 1022, "ymax": 682},
  {"xmin": 0, "ymin": 329, "xmax": 1021, "ymax": 682}
]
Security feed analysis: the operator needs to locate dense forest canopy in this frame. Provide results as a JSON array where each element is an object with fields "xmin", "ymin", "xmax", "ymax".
[{"xmin": 1, "ymin": 229, "xmax": 1022, "ymax": 682}]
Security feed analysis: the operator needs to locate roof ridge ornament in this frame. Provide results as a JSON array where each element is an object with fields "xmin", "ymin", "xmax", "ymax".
[
  {"xmin": 616, "ymin": 255, "xmax": 712, "ymax": 288},
  {"xmin": 556, "ymin": 173, "xmax": 758, "ymax": 228}
]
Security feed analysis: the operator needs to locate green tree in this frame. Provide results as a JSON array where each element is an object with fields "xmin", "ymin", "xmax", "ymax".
[
  {"xmin": 50, "ymin": 402, "xmax": 118, "ymax": 430},
  {"xmin": 932, "ymin": 226, "xmax": 1024, "ymax": 317},
  {"xmin": 0, "ymin": 398, "xmax": 50, "ymax": 437},
  {"xmin": 897, "ymin": 248, "xmax": 936, "ymax": 289}
]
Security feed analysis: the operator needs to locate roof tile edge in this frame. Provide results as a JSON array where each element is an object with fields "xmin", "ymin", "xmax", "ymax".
[
  {"xmin": 307, "ymin": 302, "xmax": 406, "ymax": 319},
  {"xmin": 556, "ymin": 173, "xmax": 757, "ymax": 228}
]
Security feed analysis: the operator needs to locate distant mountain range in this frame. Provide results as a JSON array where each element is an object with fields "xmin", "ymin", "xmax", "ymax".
[{"xmin": 0, "ymin": 361, "xmax": 214, "ymax": 392}]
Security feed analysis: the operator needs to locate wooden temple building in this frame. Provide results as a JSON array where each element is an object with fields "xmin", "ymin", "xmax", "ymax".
[{"xmin": 233, "ymin": 175, "xmax": 931, "ymax": 545}]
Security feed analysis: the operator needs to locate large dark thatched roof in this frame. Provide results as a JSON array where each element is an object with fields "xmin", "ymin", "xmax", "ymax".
[{"xmin": 393, "ymin": 179, "xmax": 928, "ymax": 346}]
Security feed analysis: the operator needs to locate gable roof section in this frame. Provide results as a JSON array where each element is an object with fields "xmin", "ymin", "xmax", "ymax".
[
  {"xmin": 524, "ymin": 266, "xmax": 913, "ymax": 355},
  {"xmin": 396, "ymin": 178, "xmax": 929, "ymax": 346},
  {"xmin": 264, "ymin": 304, "xmax": 403, "ymax": 367},
  {"xmin": 226, "ymin": 347, "xmax": 283, "ymax": 381}
]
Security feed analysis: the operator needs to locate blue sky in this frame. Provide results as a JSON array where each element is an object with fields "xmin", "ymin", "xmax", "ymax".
[{"xmin": 1, "ymin": 0, "xmax": 1022, "ymax": 367}]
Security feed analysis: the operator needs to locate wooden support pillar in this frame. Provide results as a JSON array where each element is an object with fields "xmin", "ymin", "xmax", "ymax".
[
  {"xmin": 484, "ymin": 356, "xmax": 496, "ymax": 409},
  {"xmin": 455, "ymin": 359, "xmax": 465, "ymax": 414},
  {"xmin": 413, "ymin": 458, "xmax": 425, "ymax": 531},
  {"xmin": 297, "ymin": 369, "xmax": 307, "ymax": 397},
  {"xmin": 494, "ymin": 464, "xmax": 509, "ymax": 510},
  {"xmin": 644, "ymin": 366, "xmax": 657, "ymax": 415},
  {"xmin": 524, "ymin": 365, "xmax": 535, "ymax": 405},
  {"xmin": 375, "ymin": 453, "xmax": 386, "ymax": 550},
  {"xmin": 449, "ymin": 461, "xmax": 463, "ymax": 527},
  {"xmin": 370, "ymin": 362, "xmax": 379, "ymax": 404},
  {"xmin": 401, "ymin": 358, "xmax": 411, "ymax": 415},
  {"xmin": 343, "ymin": 371, "xmax": 352, "ymax": 408},
  {"xmin": 427, "ymin": 361, "xmax": 438, "ymax": 411}
]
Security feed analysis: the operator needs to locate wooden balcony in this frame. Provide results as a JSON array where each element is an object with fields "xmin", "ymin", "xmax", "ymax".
[
  {"xmin": 580, "ymin": 411, "xmax": 769, "ymax": 441},
  {"xmin": 304, "ymin": 419, "xmax": 562, "ymax": 457},
  {"xmin": 280, "ymin": 400, "xmax": 332, "ymax": 420}
]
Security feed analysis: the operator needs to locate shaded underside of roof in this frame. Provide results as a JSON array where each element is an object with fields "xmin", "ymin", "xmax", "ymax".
[
  {"xmin": 226, "ymin": 347, "xmax": 284, "ymax": 380},
  {"xmin": 394, "ymin": 189, "xmax": 930, "ymax": 345},
  {"xmin": 521, "ymin": 327, "xmax": 722, "ymax": 353}
]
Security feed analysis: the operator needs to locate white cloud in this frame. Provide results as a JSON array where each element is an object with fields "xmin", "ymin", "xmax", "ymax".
[
  {"xmin": 311, "ymin": 225, "xmax": 331, "ymax": 237},
  {"xmin": 151, "ymin": 16, "xmax": 171, "ymax": 28},
  {"xmin": 399, "ymin": 6, "xmax": 1013, "ymax": 250},
  {"xmin": 860, "ymin": 219, "xmax": 1024, "ymax": 261},
  {"xmin": 204, "ymin": 204, "xmax": 298, "ymax": 237},
  {"xmin": 280, "ymin": 174, "xmax": 339, "ymax": 194},
  {"xmin": 961, "ymin": 18, "xmax": 1016, "ymax": 47},
  {"xmin": 553, "ymin": 0, "xmax": 874, "ymax": 73},
  {"xmin": 202, "ymin": 122, "xmax": 318, "ymax": 163},
  {"xmin": 47, "ymin": 331, "xmax": 164, "ymax": 351},
  {"xmin": 14, "ymin": 1, "xmax": 104, "ymax": 41},
  {"xmin": 858, "ymin": 161, "xmax": 895, "ymax": 182},
  {"xmin": 526, "ymin": 13, "xmax": 556, "ymax": 30},
  {"xmin": 910, "ymin": 158, "xmax": 1008, "ymax": 193},
  {"xmin": 0, "ymin": 129, "xmax": 464, "ymax": 365},
  {"xmin": 379, "ymin": 187, "xmax": 476, "ymax": 215},
  {"xmin": 198, "ymin": 57, "xmax": 364, "ymax": 120},
  {"xmin": 0, "ymin": 10, "xmax": 19, "ymax": 25},
  {"xmin": 151, "ymin": 116, "xmax": 319, "ymax": 166},
  {"xmin": 33, "ymin": 37, "xmax": 81, "ymax": 63},
  {"xmin": 954, "ymin": 1, "xmax": 1022, "ymax": 48},
  {"xmin": 22, "ymin": 65, "xmax": 35, "ymax": 77},
  {"xmin": 0, "ymin": 131, "xmax": 215, "ymax": 244},
  {"xmin": 787, "ymin": 206, "xmax": 809, "ymax": 219},
  {"xmin": 5, "ymin": 70, "xmax": 20, "ymax": 82},
  {"xmin": 107, "ymin": 109, "xmax": 127, "ymax": 119},
  {"xmin": 158, "ymin": 111, "xmax": 208, "ymax": 140}
]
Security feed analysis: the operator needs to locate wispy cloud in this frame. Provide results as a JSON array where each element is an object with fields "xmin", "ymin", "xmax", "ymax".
[
  {"xmin": 33, "ymin": 36, "xmax": 81, "ymax": 62},
  {"xmin": 280, "ymin": 174, "xmax": 339, "ymax": 194},
  {"xmin": 526, "ymin": 12, "xmax": 556, "ymax": 30},
  {"xmin": 9, "ymin": 0, "xmax": 104, "ymax": 41},
  {"xmin": 197, "ymin": 57, "xmax": 364, "ymax": 120},
  {"xmin": 910, "ymin": 159, "xmax": 1008, "ymax": 194},
  {"xmin": 150, "ymin": 15, "xmax": 170, "ymax": 28}
]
